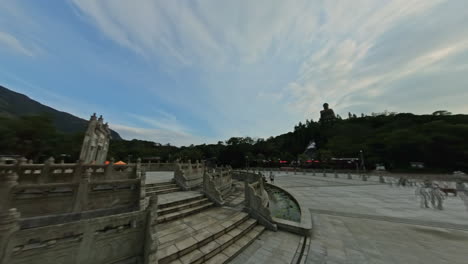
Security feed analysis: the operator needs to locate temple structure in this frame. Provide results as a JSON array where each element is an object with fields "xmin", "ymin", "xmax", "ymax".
[{"xmin": 79, "ymin": 113, "xmax": 111, "ymax": 164}]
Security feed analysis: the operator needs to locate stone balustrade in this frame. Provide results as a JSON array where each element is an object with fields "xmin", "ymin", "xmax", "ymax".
[
  {"xmin": 0, "ymin": 158, "xmax": 145, "ymax": 222},
  {"xmin": 0, "ymin": 158, "xmax": 158, "ymax": 264},
  {"xmin": 233, "ymin": 171, "xmax": 277, "ymax": 231},
  {"xmin": 203, "ymin": 166, "xmax": 232, "ymax": 205},
  {"xmin": 174, "ymin": 160, "xmax": 204, "ymax": 190}
]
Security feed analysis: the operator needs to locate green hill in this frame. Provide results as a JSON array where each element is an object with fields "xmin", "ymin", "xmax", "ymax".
[{"xmin": 0, "ymin": 85, "xmax": 121, "ymax": 139}]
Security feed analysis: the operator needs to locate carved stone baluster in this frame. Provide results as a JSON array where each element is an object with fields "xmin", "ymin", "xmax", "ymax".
[
  {"xmin": 73, "ymin": 168, "xmax": 91, "ymax": 212},
  {"xmin": 39, "ymin": 157, "xmax": 54, "ymax": 184}
]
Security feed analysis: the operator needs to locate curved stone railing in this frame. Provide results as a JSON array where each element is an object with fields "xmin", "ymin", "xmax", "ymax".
[
  {"xmin": 232, "ymin": 170, "xmax": 277, "ymax": 231},
  {"xmin": 174, "ymin": 160, "xmax": 204, "ymax": 190},
  {"xmin": 203, "ymin": 166, "xmax": 232, "ymax": 205}
]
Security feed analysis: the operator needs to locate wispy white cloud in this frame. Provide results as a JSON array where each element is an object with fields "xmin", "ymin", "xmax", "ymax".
[
  {"xmin": 1, "ymin": 0, "xmax": 467, "ymax": 146},
  {"xmin": 110, "ymin": 123, "xmax": 210, "ymax": 146},
  {"xmin": 0, "ymin": 31, "xmax": 34, "ymax": 56}
]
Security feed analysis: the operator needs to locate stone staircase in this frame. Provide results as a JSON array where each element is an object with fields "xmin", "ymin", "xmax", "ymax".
[
  {"xmin": 157, "ymin": 193, "xmax": 214, "ymax": 224},
  {"xmin": 146, "ymin": 181, "xmax": 182, "ymax": 196},
  {"xmin": 158, "ymin": 207, "xmax": 265, "ymax": 264}
]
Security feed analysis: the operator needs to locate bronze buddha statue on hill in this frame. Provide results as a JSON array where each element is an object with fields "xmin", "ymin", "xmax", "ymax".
[{"xmin": 319, "ymin": 103, "xmax": 336, "ymax": 124}]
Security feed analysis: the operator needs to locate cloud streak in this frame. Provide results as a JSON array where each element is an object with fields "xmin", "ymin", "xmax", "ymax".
[{"xmin": 0, "ymin": 31, "xmax": 34, "ymax": 56}]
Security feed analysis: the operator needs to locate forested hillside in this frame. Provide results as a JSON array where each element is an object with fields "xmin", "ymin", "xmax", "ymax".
[
  {"xmin": 2, "ymin": 110, "xmax": 467, "ymax": 172},
  {"xmin": 0, "ymin": 85, "xmax": 121, "ymax": 139}
]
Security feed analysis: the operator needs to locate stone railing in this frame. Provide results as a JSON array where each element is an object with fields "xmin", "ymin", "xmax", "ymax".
[
  {"xmin": 203, "ymin": 166, "xmax": 232, "ymax": 205},
  {"xmin": 0, "ymin": 157, "xmax": 140, "ymax": 185},
  {"xmin": 0, "ymin": 160, "xmax": 159, "ymax": 264},
  {"xmin": 174, "ymin": 160, "xmax": 204, "ymax": 190},
  {"xmin": 0, "ymin": 158, "xmax": 144, "ymax": 223},
  {"xmin": 232, "ymin": 171, "xmax": 277, "ymax": 231}
]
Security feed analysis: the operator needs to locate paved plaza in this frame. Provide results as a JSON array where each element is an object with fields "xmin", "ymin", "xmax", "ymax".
[{"xmin": 270, "ymin": 172, "xmax": 468, "ymax": 264}]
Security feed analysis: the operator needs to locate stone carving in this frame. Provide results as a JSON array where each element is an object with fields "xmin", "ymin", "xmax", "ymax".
[
  {"xmin": 203, "ymin": 166, "xmax": 232, "ymax": 205},
  {"xmin": 79, "ymin": 113, "xmax": 111, "ymax": 164},
  {"xmin": 174, "ymin": 160, "xmax": 204, "ymax": 190},
  {"xmin": 319, "ymin": 103, "xmax": 336, "ymax": 124},
  {"xmin": 0, "ymin": 158, "xmax": 153, "ymax": 264}
]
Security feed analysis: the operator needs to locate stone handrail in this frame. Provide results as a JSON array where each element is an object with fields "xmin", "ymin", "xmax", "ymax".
[
  {"xmin": 174, "ymin": 160, "xmax": 204, "ymax": 190},
  {"xmin": 0, "ymin": 158, "xmax": 142, "ymax": 185},
  {"xmin": 233, "ymin": 171, "xmax": 277, "ymax": 231},
  {"xmin": 203, "ymin": 166, "xmax": 232, "ymax": 206},
  {"xmin": 1, "ymin": 159, "xmax": 145, "ymax": 220},
  {"xmin": 0, "ymin": 167, "xmax": 157, "ymax": 264}
]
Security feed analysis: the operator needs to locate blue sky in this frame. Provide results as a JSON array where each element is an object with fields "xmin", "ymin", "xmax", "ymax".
[{"xmin": 1, "ymin": 0, "xmax": 467, "ymax": 146}]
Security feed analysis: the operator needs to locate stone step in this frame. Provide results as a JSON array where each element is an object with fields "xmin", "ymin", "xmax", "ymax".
[
  {"xmin": 205, "ymin": 225, "xmax": 265, "ymax": 264},
  {"xmin": 145, "ymin": 181, "xmax": 174, "ymax": 188},
  {"xmin": 158, "ymin": 193, "xmax": 206, "ymax": 209},
  {"xmin": 146, "ymin": 184, "xmax": 179, "ymax": 192},
  {"xmin": 158, "ymin": 197, "xmax": 210, "ymax": 216},
  {"xmin": 157, "ymin": 202, "xmax": 214, "ymax": 224},
  {"xmin": 147, "ymin": 187, "xmax": 181, "ymax": 196},
  {"xmin": 169, "ymin": 221, "xmax": 264, "ymax": 264},
  {"xmin": 159, "ymin": 212, "xmax": 251, "ymax": 264}
]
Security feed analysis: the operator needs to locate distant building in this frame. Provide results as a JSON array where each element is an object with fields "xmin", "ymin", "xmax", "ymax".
[
  {"xmin": 410, "ymin": 162, "xmax": 425, "ymax": 169},
  {"xmin": 304, "ymin": 141, "xmax": 317, "ymax": 159}
]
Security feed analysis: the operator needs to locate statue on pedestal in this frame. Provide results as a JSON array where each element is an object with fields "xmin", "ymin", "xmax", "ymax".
[{"xmin": 319, "ymin": 103, "xmax": 336, "ymax": 124}]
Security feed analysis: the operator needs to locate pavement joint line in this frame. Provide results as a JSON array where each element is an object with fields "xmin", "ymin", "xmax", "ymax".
[{"xmin": 308, "ymin": 208, "xmax": 468, "ymax": 231}]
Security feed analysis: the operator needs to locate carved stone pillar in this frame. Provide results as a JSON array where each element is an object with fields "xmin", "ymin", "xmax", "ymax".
[
  {"xmin": 144, "ymin": 195, "xmax": 159, "ymax": 264},
  {"xmin": 0, "ymin": 171, "xmax": 20, "ymax": 263},
  {"xmin": 73, "ymin": 168, "xmax": 91, "ymax": 212}
]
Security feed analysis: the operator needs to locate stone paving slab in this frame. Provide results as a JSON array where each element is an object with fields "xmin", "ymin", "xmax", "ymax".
[
  {"xmin": 230, "ymin": 230, "xmax": 302, "ymax": 264},
  {"xmin": 273, "ymin": 173, "xmax": 468, "ymax": 225},
  {"xmin": 307, "ymin": 213, "xmax": 468, "ymax": 264}
]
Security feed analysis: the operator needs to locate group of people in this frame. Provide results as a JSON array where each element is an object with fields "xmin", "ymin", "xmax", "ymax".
[
  {"xmin": 261, "ymin": 172, "xmax": 275, "ymax": 184},
  {"xmin": 416, "ymin": 182, "xmax": 446, "ymax": 210}
]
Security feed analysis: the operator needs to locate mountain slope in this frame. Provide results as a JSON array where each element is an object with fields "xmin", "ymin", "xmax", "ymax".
[{"xmin": 0, "ymin": 85, "xmax": 122, "ymax": 139}]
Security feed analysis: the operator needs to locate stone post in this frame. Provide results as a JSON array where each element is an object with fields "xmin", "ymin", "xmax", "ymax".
[
  {"xmin": 0, "ymin": 171, "xmax": 21, "ymax": 263},
  {"xmin": 334, "ymin": 171, "xmax": 338, "ymax": 178},
  {"xmin": 348, "ymin": 172, "xmax": 352, "ymax": 180},
  {"xmin": 144, "ymin": 195, "xmax": 159, "ymax": 264},
  {"xmin": 312, "ymin": 170, "xmax": 315, "ymax": 176},
  {"xmin": 136, "ymin": 158, "xmax": 142, "ymax": 176},
  {"xmin": 38, "ymin": 157, "xmax": 53, "ymax": 184},
  {"xmin": 323, "ymin": 169, "xmax": 326, "ymax": 177},
  {"xmin": 379, "ymin": 175, "xmax": 385, "ymax": 183},
  {"xmin": 73, "ymin": 168, "xmax": 91, "ymax": 212}
]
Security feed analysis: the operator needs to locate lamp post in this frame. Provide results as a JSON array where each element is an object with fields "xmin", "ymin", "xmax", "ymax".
[
  {"xmin": 360, "ymin": 150, "xmax": 367, "ymax": 181},
  {"xmin": 359, "ymin": 150, "xmax": 366, "ymax": 172}
]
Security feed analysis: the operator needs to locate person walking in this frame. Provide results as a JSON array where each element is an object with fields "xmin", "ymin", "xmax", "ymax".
[{"xmin": 269, "ymin": 171, "xmax": 275, "ymax": 184}]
